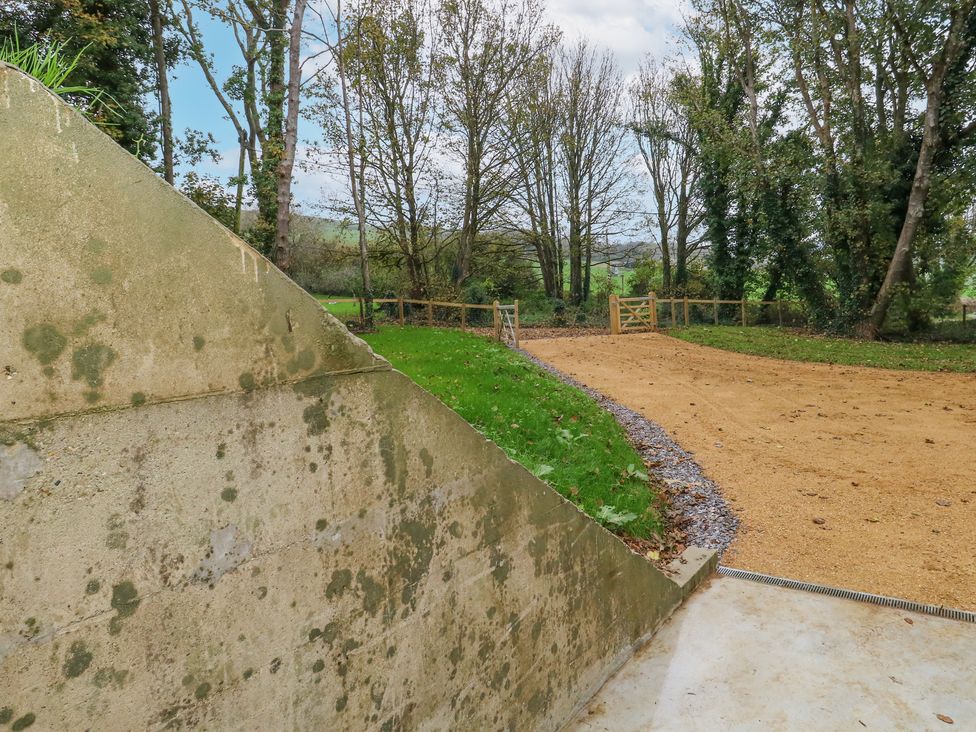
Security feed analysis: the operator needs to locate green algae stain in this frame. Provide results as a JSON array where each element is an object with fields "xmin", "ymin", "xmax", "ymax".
[
  {"xmin": 216, "ymin": 443, "xmax": 226, "ymax": 459},
  {"xmin": 130, "ymin": 392, "xmax": 147, "ymax": 407},
  {"xmin": 11, "ymin": 713, "xmax": 35, "ymax": 730},
  {"xmin": 379, "ymin": 436, "xmax": 396, "ymax": 485},
  {"xmin": 22, "ymin": 324, "xmax": 67, "ymax": 366},
  {"xmin": 1, "ymin": 269, "xmax": 22, "ymax": 284},
  {"xmin": 194, "ymin": 682, "xmax": 211, "ymax": 700},
  {"xmin": 419, "ymin": 448, "xmax": 433, "ymax": 478},
  {"xmin": 85, "ymin": 579, "xmax": 101, "ymax": 596},
  {"xmin": 71, "ymin": 311, "xmax": 106, "ymax": 337},
  {"xmin": 302, "ymin": 402, "xmax": 329, "ymax": 435},
  {"xmin": 109, "ymin": 581, "xmax": 140, "ymax": 635},
  {"xmin": 71, "ymin": 343, "xmax": 117, "ymax": 388},
  {"xmin": 312, "ymin": 659, "xmax": 325, "ymax": 673},
  {"xmin": 220, "ymin": 486, "xmax": 237, "ymax": 502},
  {"xmin": 0, "ymin": 708, "xmax": 11, "ymax": 724},
  {"xmin": 83, "ymin": 390, "xmax": 103, "ymax": 404},
  {"xmin": 287, "ymin": 348, "xmax": 315, "ymax": 375},
  {"xmin": 93, "ymin": 666, "xmax": 128, "ymax": 689},
  {"xmin": 63, "ymin": 640, "xmax": 93, "ymax": 678},
  {"xmin": 242, "ymin": 668, "xmax": 254, "ymax": 680},
  {"xmin": 105, "ymin": 514, "xmax": 128, "ymax": 550},
  {"xmin": 238, "ymin": 372, "xmax": 256, "ymax": 392},
  {"xmin": 335, "ymin": 695, "xmax": 348, "ymax": 713},
  {"xmin": 356, "ymin": 570, "xmax": 385, "ymax": 617},
  {"xmin": 193, "ymin": 335, "xmax": 206, "ymax": 352},
  {"xmin": 320, "ymin": 622, "xmax": 340, "ymax": 645},
  {"xmin": 325, "ymin": 569, "xmax": 352, "ymax": 600},
  {"xmin": 90, "ymin": 267, "xmax": 113, "ymax": 285},
  {"xmin": 315, "ymin": 518, "xmax": 327, "ymax": 532}
]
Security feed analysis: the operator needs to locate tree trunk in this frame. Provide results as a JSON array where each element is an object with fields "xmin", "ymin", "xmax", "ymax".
[
  {"xmin": 858, "ymin": 9, "xmax": 969, "ymax": 338},
  {"xmin": 149, "ymin": 0, "xmax": 173, "ymax": 184},
  {"xmin": 335, "ymin": 0, "xmax": 373, "ymax": 328},
  {"xmin": 273, "ymin": 0, "xmax": 307, "ymax": 273}
]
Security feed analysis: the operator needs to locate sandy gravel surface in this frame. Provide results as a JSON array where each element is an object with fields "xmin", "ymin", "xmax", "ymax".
[{"xmin": 525, "ymin": 333, "xmax": 976, "ymax": 610}]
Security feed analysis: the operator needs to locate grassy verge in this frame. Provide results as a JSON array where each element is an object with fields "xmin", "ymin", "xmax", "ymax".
[
  {"xmin": 670, "ymin": 326, "xmax": 976, "ymax": 373},
  {"xmin": 362, "ymin": 326, "xmax": 661, "ymax": 539}
]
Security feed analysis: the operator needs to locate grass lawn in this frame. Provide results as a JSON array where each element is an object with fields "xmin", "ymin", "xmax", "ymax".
[
  {"xmin": 670, "ymin": 326, "xmax": 976, "ymax": 372},
  {"xmin": 362, "ymin": 326, "xmax": 662, "ymax": 539},
  {"xmin": 316, "ymin": 295, "xmax": 363, "ymax": 319}
]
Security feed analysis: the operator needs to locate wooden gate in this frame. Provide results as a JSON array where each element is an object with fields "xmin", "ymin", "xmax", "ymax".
[{"xmin": 609, "ymin": 293, "xmax": 658, "ymax": 334}]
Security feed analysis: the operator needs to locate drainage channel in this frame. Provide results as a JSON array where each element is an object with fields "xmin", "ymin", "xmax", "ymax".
[{"xmin": 717, "ymin": 565, "xmax": 976, "ymax": 623}]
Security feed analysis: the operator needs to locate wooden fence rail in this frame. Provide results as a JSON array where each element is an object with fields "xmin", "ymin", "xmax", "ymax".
[
  {"xmin": 321, "ymin": 296, "xmax": 519, "ymax": 344},
  {"xmin": 610, "ymin": 292, "xmax": 801, "ymax": 334}
]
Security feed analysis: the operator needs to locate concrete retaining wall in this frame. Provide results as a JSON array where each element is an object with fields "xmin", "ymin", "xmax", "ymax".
[{"xmin": 0, "ymin": 64, "xmax": 713, "ymax": 730}]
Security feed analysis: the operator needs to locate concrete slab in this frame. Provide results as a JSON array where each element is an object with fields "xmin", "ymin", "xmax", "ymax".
[{"xmin": 571, "ymin": 575, "xmax": 976, "ymax": 731}]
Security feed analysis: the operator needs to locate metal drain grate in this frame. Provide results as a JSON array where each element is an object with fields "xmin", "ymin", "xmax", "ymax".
[{"xmin": 717, "ymin": 565, "xmax": 976, "ymax": 623}]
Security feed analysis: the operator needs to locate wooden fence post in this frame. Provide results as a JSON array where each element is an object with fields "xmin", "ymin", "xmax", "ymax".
[
  {"xmin": 683, "ymin": 296, "xmax": 690, "ymax": 326},
  {"xmin": 492, "ymin": 300, "xmax": 501, "ymax": 340},
  {"xmin": 713, "ymin": 298, "xmax": 719, "ymax": 325},
  {"xmin": 461, "ymin": 304, "xmax": 467, "ymax": 330},
  {"xmin": 741, "ymin": 299, "xmax": 747, "ymax": 326},
  {"xmin": 513, "ymin": 300, "xmax": 520, "ymax": 348},
  {"xmin": 609, "ymin": 294, "xmax": 620, "ymax": 334},
  {"xmin": 397, "ymin": 297, "xmax": 405, "ymax": 325},
  {"xmin": 649, "ymin": 291, "xmax": 658, "ymax": 329},
  {"xmin": 670, "ymin": 298, "xmax": 677, "ymax": 328},
  {"xmin": 427, "ymin": 299, "xmax": 433, "ymax": 326},
  {"xmin": 777, "ymin": 299, "xmax": 783, "ymax": 327}
]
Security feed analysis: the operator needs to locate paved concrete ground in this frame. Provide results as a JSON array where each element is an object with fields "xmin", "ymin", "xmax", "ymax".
[{"xmin": 571, "ymin": 576, "xmax": 976, "ymax": 731}]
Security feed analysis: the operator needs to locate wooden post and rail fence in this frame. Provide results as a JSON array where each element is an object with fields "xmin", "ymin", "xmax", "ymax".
[
  {"xmin": 609, "ymin": 292, "xmax": 793, "ymax": 335},
  {"xmin": 322, "ymin": 296, "xmax": 520, "ymax": 347}
]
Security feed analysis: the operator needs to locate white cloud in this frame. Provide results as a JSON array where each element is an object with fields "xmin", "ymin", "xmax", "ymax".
[{"xmin": 546, "ymin": 0, "xmax": 688, "ymax": 75}]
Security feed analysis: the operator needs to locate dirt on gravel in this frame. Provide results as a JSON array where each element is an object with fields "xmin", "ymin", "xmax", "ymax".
[{"xmin": 525, "ymin": 332, "xmax": 976, "ymax": 611}]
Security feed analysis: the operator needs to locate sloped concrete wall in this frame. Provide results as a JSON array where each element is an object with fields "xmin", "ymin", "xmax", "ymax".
[{"xmin": 0, "ymin": 64, "xmax": 711, "ymax": 730}]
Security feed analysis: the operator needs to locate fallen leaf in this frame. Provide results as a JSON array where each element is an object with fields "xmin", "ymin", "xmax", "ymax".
[
  {"xmin": 936, "ymin": 499, "xmax": 951, "ymax": 507},
  {"xmin": 904, "ymin": 617, "xmax": 914, "ymax": 625},
  {"xmin": 645, "ymin": 550, "xmax": 660, "ymax": 561},
  {"xmin": 936, "ymin": 714, "xmax": 954, "ymax": 725},
  {"xmin": 813, "ymin": 517, "xmax": 826, "ymax": 525}
]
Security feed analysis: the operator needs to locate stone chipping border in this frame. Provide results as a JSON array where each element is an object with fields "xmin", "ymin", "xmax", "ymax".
[{"xmin": 517, "ymin": 348, "xmax": 739, "ymax": 555}]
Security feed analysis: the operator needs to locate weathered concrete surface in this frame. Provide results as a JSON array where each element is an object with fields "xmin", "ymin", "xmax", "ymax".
[
  {"xmin": 572, "ymin": 576, "xmax": 976, "ymax": 731},
  {"xmin": 0, "ymin": 63, "xmax": 710, "ymax": 730},
  {"xmin": 0, "ymin": 63, "xmax": 378, "ymax": 423}
]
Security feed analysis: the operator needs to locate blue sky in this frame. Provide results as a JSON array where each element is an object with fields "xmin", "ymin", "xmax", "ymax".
[{"xmin": 167, "ymin": 0, "xmax": 685, "ymax": 213}]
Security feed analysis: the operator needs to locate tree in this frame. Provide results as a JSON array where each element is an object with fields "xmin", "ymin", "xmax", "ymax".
[
  {"xmin": 437, "ymin": 0, "xmax": 554, "ymax": 287},
  {"xmin": 502, "ymin": 49, "xmax": 564, "ymax": 299},
  {"xmin": 861, "ymin": 0, "xmax": 976, "ymax": 337},
  {"xmin": 2, "ymin": 0, "xmax": 159, "ymax": 159},
  {"xmin": 631, "ymin": 60, "xmax": 705, "ymax": 295},
  {"xmin": 149, "ymin": 0, "xmax": 175, "ymax": 183},
  {"xmin": 170, "ymin": 0, "xmax": 270, "ymax": 234},
  {"xmin": 273, "ymin": 0, "xmax": 308, "ymax": 272},
  {"xmin": 308, "ymin": 0, "xmax": 376, "ymax": 323},
  {"xmin": 557, "ymin": 41, "xmax": 632, "ymax": 305}
]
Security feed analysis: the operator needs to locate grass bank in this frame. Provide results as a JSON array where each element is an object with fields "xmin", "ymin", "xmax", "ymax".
[
  {"xmin": 670, "ymin": 326, "xmax": 976, "ymax": 373},
  {"xmin": 362, "ymin": 326, "xmax": 661, "ymax": 539}
]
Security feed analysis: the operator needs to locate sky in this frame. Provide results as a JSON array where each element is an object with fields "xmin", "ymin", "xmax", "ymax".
[{"xmin": 167, "ymin": 0, "xmax": 688, "ymax": 215}]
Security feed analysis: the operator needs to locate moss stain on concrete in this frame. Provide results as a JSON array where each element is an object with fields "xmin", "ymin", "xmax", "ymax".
[
  {"xmin": 90, "ymin": 267, "xmax": 113, "ymax": 285},
  {"xmin": 108, "ymin": 581, "xmax": 141, "ymax": 635},
  {"xmin": 71, "ymin": 343, "xmax": 117, "ymax": 388},
  {"xmin": 63, "ymin": 640, "xmax": 93, "ymax": 678},
  {"xmin": 325, "ymin": 569, "xmax": 353, "ymax": 599},
  {"xmin": 1, "ymin": 268, "xmax": 22, "ymax": 284},
  {"xmin": 22, "ymin": 324, "xmax": 67, "ymax": 366}
]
